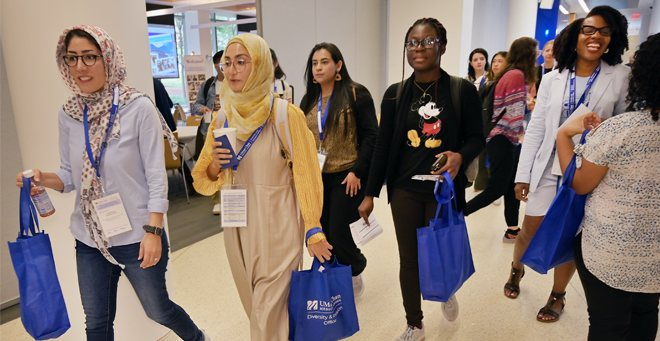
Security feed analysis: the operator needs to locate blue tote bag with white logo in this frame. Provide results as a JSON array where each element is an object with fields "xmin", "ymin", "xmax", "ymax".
[
  {"xmin": 521, "ymin": 130, "xmax": 590, "ymax": 274},
  {"xmin": 8, "ymin": 178, "xmax": 70, "ymax": 340},
  {"xmin": 417, "ymin": 172, "xmax": 475, "ymax": 302},
  {"xmin": 288, "ymin": 258, "xmax": 359, "ymax": 341}
]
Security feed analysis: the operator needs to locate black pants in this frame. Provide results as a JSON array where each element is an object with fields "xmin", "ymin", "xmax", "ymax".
[
  {"xmin": 390, "ymin": 187, "xmax": 439, "ymax": 329},
  {"xmin": 473, "ymin": 150, "xmax": 489, "ymax": 191},
  {"xmin": 320, "ymin": 169, "xmax": 367, "ymax": 277},
  {"xmin": 465, "ymin": 135, "xmax": 520, "ymax": 227},
  {"xmin": 575, "ymin": 234, "xmax": 660, "ymax": 341}
]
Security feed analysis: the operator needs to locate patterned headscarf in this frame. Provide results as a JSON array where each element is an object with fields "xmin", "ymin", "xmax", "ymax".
[
  {"xmin": 56, "ymin": 25, "xmax": 177, "ymax": 267},
  {"xmin": 220, "ymin": 34, "xmax": 274, "ymax": 141}
]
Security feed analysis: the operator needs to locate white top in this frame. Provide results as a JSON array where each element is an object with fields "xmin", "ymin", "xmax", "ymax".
[
  {"xmin": 54, "ymin": 97, "xmax": 168, "ymax": 248},
  {"xmin": 576, "ymin": 111, "xmax": 660, "ymax": 293}
]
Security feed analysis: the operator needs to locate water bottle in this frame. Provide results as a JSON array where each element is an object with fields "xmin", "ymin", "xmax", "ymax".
[{"xmin": 23, "ymin": 169, "xmax": 55, "ymax": 217}]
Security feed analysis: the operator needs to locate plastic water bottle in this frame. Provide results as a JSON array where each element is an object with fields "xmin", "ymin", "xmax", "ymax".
[{"xmin": 23, "ymin": 169, "xmax": 55, "ymax": 217}]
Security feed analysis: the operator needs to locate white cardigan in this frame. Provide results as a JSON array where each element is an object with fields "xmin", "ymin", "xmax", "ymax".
[{"xmin": 515, "ymin": 60, "xmax": 629, "ymax": 192}]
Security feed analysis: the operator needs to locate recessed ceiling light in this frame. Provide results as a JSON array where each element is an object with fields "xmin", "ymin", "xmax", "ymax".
[{"xmin": 577, "ymin": 0, "xmax": 589, "ymax": 13}]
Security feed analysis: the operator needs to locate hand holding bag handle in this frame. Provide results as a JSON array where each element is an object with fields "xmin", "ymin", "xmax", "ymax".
[{"xmin": 19, "ymin": 177, "xmax": 40, "ymax": 238}]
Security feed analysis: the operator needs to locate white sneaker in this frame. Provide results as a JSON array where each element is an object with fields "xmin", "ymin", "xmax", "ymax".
[
  {"xmin": 352, "ymin": 274, "xmax": 365, "ymax": 298},
  {"xmin": 202, "ymin": 329, "xmax": 212, "ymax": 341},
  {"xmin": 442, "ymin": 295, "xmax": 459, "ymax": 322},
  {"xmin": 395, "ymin": 323, "xmax": 425, "ymax": 341},
  {"xmin": 493, "ymin": 197, "xmax": 502, "ymax": 206},
  {"xmin": 212, "ymin": 204, "xmax": 220, "ymax": 215}
]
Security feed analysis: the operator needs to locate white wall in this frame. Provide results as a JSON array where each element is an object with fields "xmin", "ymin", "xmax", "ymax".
[
  {"xmin": 261, "ymin": 0, "xmax": 387, "ymax": 108},
  {"xmin": 506, "ymin": 0, "xmax": 538, "ymax": 49},
  {"xmin": 649, "ymin": 0, "xmax": 660, "ymax": 35},
  {"xmin": 387, "ymin": 0, "xmax": 471, "ymax": 85},
  {"xmin": 1, "ymin": 0, "xmax": 170, "ymax": 339},
  {"xmin": 470, "ymin": 0, "xmax": 510, "ymax": 75}
]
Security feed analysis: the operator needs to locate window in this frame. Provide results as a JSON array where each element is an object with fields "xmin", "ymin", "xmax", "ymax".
[
  {"xmin": 161, "ymin": 13, "xmax": 188, "ymax": 109},
  {"xmin": 212, "ymin": 13, "xmax": 238, "ymax": 53}
]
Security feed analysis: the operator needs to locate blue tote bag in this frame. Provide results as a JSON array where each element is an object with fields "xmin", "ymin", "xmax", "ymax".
[
  {"xmin": 417, "ymin": 172, "xmax": 475, "ymax": 302},
  {"xmin": 8, "ymin": 178, "xmax": 70, "ymax": 340},
  {"xmin": 288, "ymin": 258, "xmax": 359, "ymax": 341},
  {"xmin": 521, "ymin": 130, "xmax": 590, "ymax": 274}
]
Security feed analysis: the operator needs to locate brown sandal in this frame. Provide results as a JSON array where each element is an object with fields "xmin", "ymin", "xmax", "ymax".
[
  {"xmin": 503, "ymin": 262, "xmax": 524, "ymax": 299},
  {"xmin": 537, "ymin": 291, "xmax": 566, "ymax": 323}
]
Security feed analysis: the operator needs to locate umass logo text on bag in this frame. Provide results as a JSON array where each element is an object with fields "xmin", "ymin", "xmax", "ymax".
[{"xmin": 306, "ymin": 295, "xmax": 343, "ymax": 325}]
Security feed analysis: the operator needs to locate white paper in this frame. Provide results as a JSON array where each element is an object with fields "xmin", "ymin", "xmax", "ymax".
[
  {"xmin": 317, "ymin": 152, "xmax": 327, "ymax": 171},
  {"xmin": 552, "ymin": 104, "xmax": 592, "ymax": 176},
  {"xmin": 92, "ymin": 193, "xmax": 132, "ymax": 237},
  {"xmin": 412, "ymin": 175, "xmax": 442, "ymax": 181},
  {"xmin": 221, "ymin": 189, "xmax": 247, "ymax": 228},
  {"xmin": 349, "ymin": 213, "xmax": 383, "ymax": 248}
]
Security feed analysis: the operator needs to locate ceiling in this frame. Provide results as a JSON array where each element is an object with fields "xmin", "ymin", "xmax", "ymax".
[{"xmin": 146, "ymin": 0, "xmax": 257, "ymax": 17}]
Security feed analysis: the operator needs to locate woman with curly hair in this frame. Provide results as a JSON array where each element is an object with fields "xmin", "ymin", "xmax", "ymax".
[
  {"xmin": 507, "ymin": 5, "xmax": 630, "ymax": 323},
  {"xmin": 555, "ymin": 32, "xmax": 660, "ymax": 340},
  {"xmin": 464, "ymin": 37, "xmax": 538, "ymax": 243}
]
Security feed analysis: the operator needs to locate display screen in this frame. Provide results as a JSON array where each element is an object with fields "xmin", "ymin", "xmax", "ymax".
[{"xmin": 148, "ymin": 24, "xmax": 179, "ymax": 79}]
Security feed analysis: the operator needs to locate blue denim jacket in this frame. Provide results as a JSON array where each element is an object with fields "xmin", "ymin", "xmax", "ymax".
[{"xmin": 192, "ymin": 77, "xmax": 219, "ymax": 136}]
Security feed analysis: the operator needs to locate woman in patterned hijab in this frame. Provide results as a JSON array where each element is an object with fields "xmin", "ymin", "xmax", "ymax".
[{"xmin": 17, "ymin": 25, "xmax": 209, "ymax": 341}]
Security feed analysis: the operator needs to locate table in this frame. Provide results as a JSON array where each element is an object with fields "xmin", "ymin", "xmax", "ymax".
[{"xmin": 176, "ymin": 126, "xmax": 198, "ymax": 169}]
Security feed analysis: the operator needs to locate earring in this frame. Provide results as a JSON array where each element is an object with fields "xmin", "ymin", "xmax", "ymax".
[
  {"xmin": 313, "ymin": 78, "xmax": 318, "ymax": 84},
  {"xmin": 605, "ymin": 48, "xmax": 610, "ymax": 53},
  {"xmin": 335, "ymin": 73, "xmax": 342, "ymax": 81}
]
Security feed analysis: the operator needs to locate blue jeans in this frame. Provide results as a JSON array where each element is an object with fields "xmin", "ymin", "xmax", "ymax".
[{"xmin": 75, "ymin": 234, "xmax": 203, "ymax": 341}]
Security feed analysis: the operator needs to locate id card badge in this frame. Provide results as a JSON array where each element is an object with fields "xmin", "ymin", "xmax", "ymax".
[
  {"xmin": 317, "ymin": 150, "xmax": 328, "ymax": 171},
  {"xmin": 221, "ymin": 184, "xmax": 248, "ymax": 228},
  {"xmin": 91, "ymin": 193, "xmax": 133, "ymax": 237}
]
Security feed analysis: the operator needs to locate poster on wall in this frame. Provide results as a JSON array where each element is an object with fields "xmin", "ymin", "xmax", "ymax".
[
  {"xmin": 183, "ymin": 55, "xmax": 210, "ymax": 112},
  {"xmin": 148, "ymin": 24, "xmax": 179, "ymax": 79}
]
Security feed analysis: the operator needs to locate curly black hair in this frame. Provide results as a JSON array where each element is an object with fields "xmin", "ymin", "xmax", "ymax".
[
  {"xmin": 554, "ymin": 5, "xmax": 629, "ymax": 72},
  {"xmin": 626, "ymin": 33, "xmax": 660, "ymax": 121}
]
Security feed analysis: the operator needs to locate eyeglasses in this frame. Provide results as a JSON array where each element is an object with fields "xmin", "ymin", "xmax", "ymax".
[
  {"xmin": 581, "ymin": 25, "xmax": 613, "ymax": 37},
  {"xmin": 405, "ymin": 38, "xmax": 441, "ymax": 51},
  {"xmin": 63, "ymin": 54, "xmax": 103, "ymax": 67},
  {"xmin": 220, "ymin": 59, "xmax": 252, "ymax": 73}
]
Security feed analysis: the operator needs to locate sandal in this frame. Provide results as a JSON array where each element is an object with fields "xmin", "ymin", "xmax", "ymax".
[
  {"xmin": 502, "ymin": 228, "xmax": 520, "ymax": 244},
  {"xmin": 503, "ymin": 262, "xmax": 524, "ymax": 299},
  {"xmin": 537, "ymin": 291, "xmax": 566, "ymax": 323}
]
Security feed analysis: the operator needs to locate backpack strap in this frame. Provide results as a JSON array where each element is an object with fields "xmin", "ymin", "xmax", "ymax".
[
  {"xmin": 203, "ymin": 76, "xmax": 215, "ymax": 99},
  {"xmin": 449, "ymin": 75, "xmax": 462, "ymax": 120},
  {"xmin": 274, "ymin": 98, "xmax": 294, "ymax": 167}
]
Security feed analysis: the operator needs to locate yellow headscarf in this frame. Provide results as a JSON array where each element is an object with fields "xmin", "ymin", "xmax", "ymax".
[{"xmin": 220, "ymin": 34, "xmax": 274, "ymax": 141}]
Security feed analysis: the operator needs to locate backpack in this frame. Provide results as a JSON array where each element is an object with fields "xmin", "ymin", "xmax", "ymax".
[
  {"xmin": 216, "ymin": 96, "xmax": 294, "ymax": 168},
  {"xmin": 203, "ymin": 76, "xmax": 216, "ymax": 99},
  {"xmin": 478, "ymin": 80, "xmax": 507, "ymax": 137}
]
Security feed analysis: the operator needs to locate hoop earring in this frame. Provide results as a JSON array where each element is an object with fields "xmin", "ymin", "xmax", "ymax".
[
  {"xmin": 604, "ymin": 48, "xmax": 610, "ymax": 53},
  {"xmin": 335, "ymin": 73, "xmax": 342, "ymax": 81},
  {"xmin": 313, "ymin": 78, "xmax": 318, "ymax": 84}
]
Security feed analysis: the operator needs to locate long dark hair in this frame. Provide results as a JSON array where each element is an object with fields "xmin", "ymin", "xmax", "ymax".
[
  {"xmin": 495, "ymin": 37, "xmax": 538, "ymax": 85},
  {"xmin": 626, "ymin": 33, "xmax": 660, "ymax": 121},
  {"xmin": 554, "ymin": 5, "xmax": 629, "ymax": 72},
  {"xmin": 300, "ymin": 43, "xmax": 364, "ymax": 136},
  {"xmin": 467, "ymin": 48, "xmax": 489, "ymax": 81},
  {"xmin": 486, "ymin": 51, "xmax": 507, "ymax": 80},
  {"xmin": 270, "ymin": 48, "xmax": 286, "ymax": 80}
]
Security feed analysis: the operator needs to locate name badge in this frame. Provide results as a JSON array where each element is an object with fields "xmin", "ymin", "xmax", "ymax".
[
  {"xmin": 91, "ymin": 193, "xmax": 132, "ymax": 237},
  {"xmin": 317, "ymin": 151, "xmax": 327, "ymax": 171},
  {"xmin": 221, "ymin": 185, "xmax": 247, "ymax": 228}
]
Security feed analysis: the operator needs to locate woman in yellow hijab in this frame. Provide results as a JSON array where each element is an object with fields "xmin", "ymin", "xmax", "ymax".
[{"xmin": 192, "ymin": 34, "xmax": 331, "ymax": 341}]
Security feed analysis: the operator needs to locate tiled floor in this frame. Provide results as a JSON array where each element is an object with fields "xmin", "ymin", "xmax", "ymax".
[{"xmin": 2, "ymin": 188, "xmax": 658, "ymax": 341}]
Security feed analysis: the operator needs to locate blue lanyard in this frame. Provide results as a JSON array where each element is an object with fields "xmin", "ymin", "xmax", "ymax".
[
  {"xmin": 274, "ymin": 80, "xmax": 278, "ymax": 93},
  {"xmin": 569, "ymin": 64, "xmax": 600, "ymax": 114},
  {"xmin": 479, "ymin": 76, "xmax": 486, "ymax": 88},
  {"xmin": 316, "ymin": 90, "xmax": 334, "ymax": 141},
  {"xmin": 83, "ymin": 86, "xmax": 120, "ymax": 179},
  {"xmin": 232, "ymin": 96, "xmax": 274, "ymax": 171}
]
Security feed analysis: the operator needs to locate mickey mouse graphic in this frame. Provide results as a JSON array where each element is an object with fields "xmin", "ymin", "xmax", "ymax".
[{"xmin": 408, "ymin": 101, "xmax": 443, "ymax": 148}]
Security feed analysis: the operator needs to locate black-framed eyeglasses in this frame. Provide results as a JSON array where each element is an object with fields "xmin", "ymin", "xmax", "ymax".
[
  {"xmin": 581, "ymin": 25, "xmax": 613, "ymax": 37},
  {"xmin": 405, "ymin": 38, "xmax": 441, "ymax": 51},
  {"xmin": 63, "ymin": 54, "xmax": 103, "ymax": 67},
  {"xmin": 219, "ymin": 59, "xmax": 252, "ymax": 73}
]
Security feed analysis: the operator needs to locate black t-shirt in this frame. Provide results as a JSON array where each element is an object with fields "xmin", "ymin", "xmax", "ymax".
[{"xmin": 393, "ymin": 76, "xmax": 458, "ymax": 193}]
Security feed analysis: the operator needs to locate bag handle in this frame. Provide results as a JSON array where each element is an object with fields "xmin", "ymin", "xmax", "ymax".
[
  {"xmin": 433, "ymin": 171, "xmax": 457, "ymax": 225},
  {"xmin": 19, "ymin": 177, "xmax": 40, "ymax": 237},
  {"xmin": 311, "ymin": 257, "xmax": 336, "ymax": 274},
  {"xmin": 562, "ymin": 129, "xmax": 590, "ymax": 187}
]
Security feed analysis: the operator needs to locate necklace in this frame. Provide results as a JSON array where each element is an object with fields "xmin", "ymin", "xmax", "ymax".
[
  {"xmin": 413, "ymin": 79, "xmax": 439, "ymax": 98},
  {"xmin": 411, "ymin": 78, "xmax": 439, "ymax": 112}
]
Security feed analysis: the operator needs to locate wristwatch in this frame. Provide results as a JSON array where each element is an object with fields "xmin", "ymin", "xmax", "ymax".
[{"xmin": 142, "ymin": 225, "xmax": 163, "ymax": 236}]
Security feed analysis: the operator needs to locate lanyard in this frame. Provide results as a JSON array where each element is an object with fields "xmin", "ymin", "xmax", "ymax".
[
  {"xmin": 479, "ymin": 76, "xmax": 486, "ymax": 88},
  {"xmin": 569, "ymin": 64, "xmax": 600, "ymax": 114},
  {"xmin": 232, "ymin": 96, "xmax": 274, "ymax": 171},
  {"xmin": 316, "ymin": 90, "xmax": 334, "ymax": 141},
  {"xmin": 274, "ymin": 80, "xmax": 278, "ymax": 93},
  {"xmin": 83, "ymin": 86, "xmax": 120, "ymax": 179}
]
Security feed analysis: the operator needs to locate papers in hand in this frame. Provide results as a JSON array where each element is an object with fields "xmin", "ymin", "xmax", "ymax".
[{"xmin": 349, "ymin": 213, "xmax": 383, "ymax": 248}]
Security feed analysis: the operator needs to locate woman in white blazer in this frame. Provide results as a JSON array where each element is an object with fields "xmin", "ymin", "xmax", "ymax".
[{"xmin": 504, "ymin": 5, "xmax": 630, "ymax": 323}]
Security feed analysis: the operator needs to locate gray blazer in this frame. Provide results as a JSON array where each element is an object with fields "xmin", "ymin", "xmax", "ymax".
[{"xmin": 515, "ymin": 60, "xmax": 630, "ymax": 192}]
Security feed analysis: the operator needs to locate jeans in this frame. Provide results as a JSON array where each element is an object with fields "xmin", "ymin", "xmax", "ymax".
[
  {"xmin": 575, "ymin": 234, "xmax": 660, "ymax": 341},
  {"xmin": 75, "ymin": 233, "xmax": 203, "ymax": 341}
]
